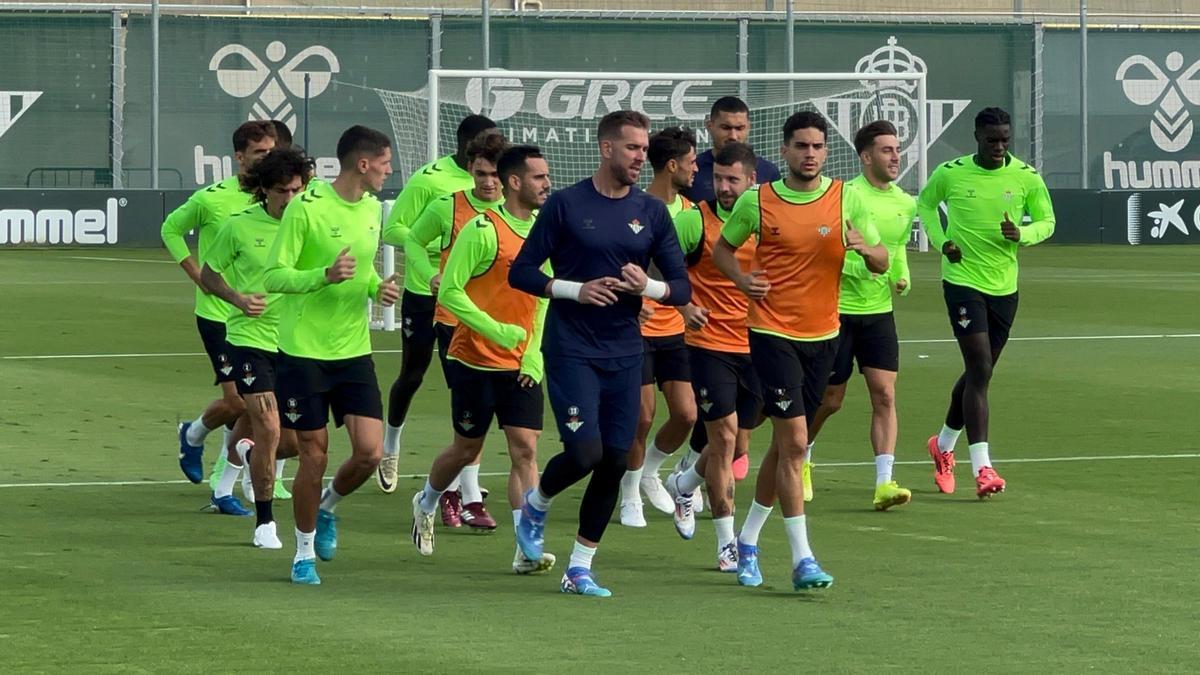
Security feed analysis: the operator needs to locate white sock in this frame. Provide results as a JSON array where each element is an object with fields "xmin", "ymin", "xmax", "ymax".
[
  {"xmin": 275, "ymin": 459, "xmax": 286, "ymax": 482},
  {"xmin": 213, "ymin": 453, "xmax": 242, "ymax": 498},
  {"xmin": 235, "ymin": 439, "xmax": 255, "ymax": 501},
  {"xmin": 806, "ymin": 442, "xmax": 814, "ymax": 463},
  {"xmin": 383, "ymin": 423, "xmax": 403, "ymax": 457},
  {"xmin": 527, "ymin": 487, "xmax": 553, "ymax": 512},
  {"xmin": 512, "ymin": 509, "xmax": 521, "ymax": 530},
  {"xmin": 969, "ymin": 442, "xmax": 992, "ymax": 475},
  {"xmin": 294, "ymin": 528, "xmax": 315, "ymax": 562},
  {"xmin": 418, "ymin": 479, "xmax": 442, "ymax": 513},
  {"xmin": 221, "ymin": 428, "xmax": 234, "ymax": 462},
  {"xmin": 678, "ymin": 464, "xmax": 704, "ymax": 494},
  {"xmin": 319, "ymin": 486, "xmax": 343, "ymax": 513},
  {"xmin": 783, "ymin": 514, "xmax": 814, "ymax": 566},
  {"xmin": 713, "ymin": 515, "xmax": 736, "ymax": 551},
  {"xmin": 460, "ymin": 464, "xmax": 483, "ymax": 504},
  {"xmin": 685, "ymin": 449, "xmax": 703, "ymax": 469},
  {"xmin": 447, "ymin": 475, "xmax": 462, "ymax": 493},
  {"xmin": 185, "ymin": 415, "xmax": 213, "ymax": 446},
  {"xmin": 569, "ymin": 540, "xmax": 597, "ymax": 570},
  {"xmin": 620, "ymin": 467, "xmax": 644, "ymax": 503},
  {"xmin": 738, "ymin": 500, "xmax": 773, "ymax": 547},
  {"xmin": 875, "ymin": 454, "xmax": 895, "ymax": 486},
  {"xmin": 937, "ymin": 424, "xmax": 962, "ymax": 453},
  {"xmin": 642, "ymin": 442, "xmax": 673, "ymax": 476}
]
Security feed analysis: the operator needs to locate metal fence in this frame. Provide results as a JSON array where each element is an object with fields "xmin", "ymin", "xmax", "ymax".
[{"xmin": 0, "ymin": 3, "xmax": 1196, "ymax": 193}]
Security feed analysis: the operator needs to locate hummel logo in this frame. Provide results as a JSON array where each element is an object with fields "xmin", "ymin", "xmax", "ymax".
[{"xmin": 628, "ymin": 219, "xmax": 644, "ymax": 234}]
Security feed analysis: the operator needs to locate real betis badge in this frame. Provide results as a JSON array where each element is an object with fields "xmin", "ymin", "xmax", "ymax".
[{"xmin": 628, "ymin": 218, "xmax": 643, "ymax": 234}]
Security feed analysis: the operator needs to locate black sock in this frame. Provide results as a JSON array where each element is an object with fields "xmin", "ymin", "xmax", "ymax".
[{"xmin": 255, "ymin": 499, "xmax": 274, "ymax": 526}]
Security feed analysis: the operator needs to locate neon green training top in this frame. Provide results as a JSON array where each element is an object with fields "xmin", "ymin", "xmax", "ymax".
[
  {"xmin": 401, "ymin": 190, "xmax": 502, "ymax": 284},
  {"xmin": 160, "ymin": 176, "xmax": 254, "ymax": 321},
  {"xmin": 383, "ymin": 155, "xmax": 474, "ymax": 295},
  {"xmin": 839, "ymin": 174, "xmax": 916, "ymax": 315},
  {"xmin": 673, "ymin": 201, "xmax": 730, "ymax": 256},
  {"xmin": 721, "ymin": 176, "xmax": 882, "ymax": 341},
  {"xmin": 438, "ymin": 205, "xmax": 548, "ymax": 383},
  {"xmin": 263, "ymin": 180, "xmax": 384, "ymax": 361},
  {"xmin": 203, "ymin": 204, "xmax": 285, "ymax": 352},
  {"xmin": 917, "ymin": 153, "xmax": 1055, "ymax": 296}
]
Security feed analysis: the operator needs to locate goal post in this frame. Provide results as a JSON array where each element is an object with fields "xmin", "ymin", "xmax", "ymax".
[{"xmin": 370, "ymin": 69, "xmax": 930, "ymax": 331}]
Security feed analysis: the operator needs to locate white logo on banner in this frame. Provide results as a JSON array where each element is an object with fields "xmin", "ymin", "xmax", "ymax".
[
  {"xmin": 1124, "ymin": 193, "xmax": 1200, "ymax": 244},
  {"xmin": 0, "ymin": 91, "xmax": 43, "ymax": 141},
  {"xmin": 812, "ymin": 36, "xmax": 971, "ymax": 182},
  {"xmin": 464, "ymin": 74, "xmax": 711, "ymax": 124},
  {"xmin": 1116, "ymin": 52, "xmax": 1200, "ymax": 153},
  {"xmin": 210, "ymin": 41, "xmax": 340, "ymax": 132}
]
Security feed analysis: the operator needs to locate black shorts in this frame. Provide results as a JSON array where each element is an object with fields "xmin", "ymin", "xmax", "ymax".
[
  {"xmin": 227, "ymin": 343, "xmax": 279, "ymax": 396},
  {"xmin": 748, "ymin": 331, "xmax": 838, "ymax": 422},
  {"xmin": 275, "ymin": 352, "xmax": 383, "ymax": 431},
  {"xmin": 641, "ymin": 334, "xmax": 691, "ymax": 387},
  {"xmin": 943, "ymin": 281, "xmax": 1019, "ymax": 352},
  {"xmin": 400, "ymin": 290, "xmax": 436, "ymax": 348},
  {"xmin": 828, "ymin": 312, "xmax": 900, "ymax": 386},
  {"xmin": 434, "ymin": 321, "xmax": 458, "ymax": 387},
  {"xmin": 688, "ymin": 346, "xmax": 763, "ymax": 427},
  {"xmin": 450, "ymin": 367, "xmax": 544, "ymax": 438},
  {"xmin": 196, "ymin": 316, "xmax": 236, "ymax": 385}
]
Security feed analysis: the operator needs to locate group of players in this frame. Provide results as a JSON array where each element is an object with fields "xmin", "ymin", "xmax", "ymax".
[{"xmin": 163, "ymin": 94, "xmax": 1054, "ymax": 595}]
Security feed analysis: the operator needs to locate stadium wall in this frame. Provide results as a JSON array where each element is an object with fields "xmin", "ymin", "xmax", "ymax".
[{"xmin": 2, "ymin": 188, "xmax": 1195, "ymax": 247}]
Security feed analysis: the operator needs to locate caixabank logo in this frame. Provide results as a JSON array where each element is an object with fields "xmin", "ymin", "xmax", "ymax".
[
  {"xmin": 1104, "ymin": 51, "xmax": 1200, "ymax": 189},
  {"xmin": 1125, "ymin": 192, "xmax": 1200, "ymax": 245}
]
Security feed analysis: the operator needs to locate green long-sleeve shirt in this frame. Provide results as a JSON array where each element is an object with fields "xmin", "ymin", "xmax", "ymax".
[
  {"xmin": 160, "ymin": 176, "xmax": 254, "ymax": 321},
  {"xmin": 204, "ymin": 204, "xmax": 284, "ymax": 351},
  {"xmin": 917, "ymin": 153, "xmax": 1055, "ymax": 296},
  {"xmin": 402, "ymin": 190, "xmax": 502, "ymax": 284},
  {"xmin": 839, "ymin": 174, "xmax": 916, "ymax": 315},
  {"xmin": 262, "ymin": 180, "xmax": 384, "ymax": 361},
  {"xmin": 382, "ymin": 155, "xmax": 474, "ymax": 295},
  {"xmin": 438, "ymin": 205, "xmax": 548, "ymax": 383}
]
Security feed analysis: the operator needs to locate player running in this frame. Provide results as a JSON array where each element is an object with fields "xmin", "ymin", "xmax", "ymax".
[
  {"xmin": 410, "ymin": 145, "xmax": 556, "ymax": 575},
  {"xmin": 805, "ymin": 120, "xmax": 916, "ymax": 511},
  {"xmin": 620, "ymin": 126, "xmax": 699, "ymax": 528},
  {"xmin": 509, "ymin": 110, "xmax": 691, "ymax": 598},
  {"xmin": 164, "ymin": 121, "xmax": 285, "ymax": 514},
  {"xmin": 918, "ymin": 107, "xmax": 1055, "ymax": 499},
  {"xmin": 713, "ymin": 111, "xmax": 888, "ymax": 591},
  {"xmin": 680, "ymin": 96, "xmax": 781, "ymax": 204},
  {"xmin": 379, "ymin": 114, "xmax": 496, "ymax": 491},
  {"xmin": 200, "ymin": 147, "xmax": 313, "ymax": 547},
  {"xmin": 262, "ymin": 125, "xmax": 400, "ymax": 585},
  {"xmin": 394, "ymin": 130, "xmax": 508, "ymax": 529},
  {"xmin": 661, "ymin": 141, "xmax": 764, "ymax": 569}
]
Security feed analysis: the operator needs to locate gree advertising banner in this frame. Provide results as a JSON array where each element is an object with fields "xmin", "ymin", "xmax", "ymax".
[{"xmin": 122, "ymin": 15, "xmax": 429, "ymax": 190}]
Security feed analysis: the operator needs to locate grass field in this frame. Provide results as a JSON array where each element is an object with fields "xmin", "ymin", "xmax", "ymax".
[{"xmin": 1, "ymin": 244, "xmax": 1197, "ymax": 673}]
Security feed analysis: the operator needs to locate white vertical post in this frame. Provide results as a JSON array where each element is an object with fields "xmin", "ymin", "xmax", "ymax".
[
  {"xmin": 785, "ymin": 0, "xmax": 795, "ymax": 104},
  {"xmin": 737, "ymin": 18, "xmax": 749, "ymax": 100},
  {"xmin": 1033, "ymin": 22, "xmax": 1044, "ymax": 172},
  {"xmin": 110, "ymin": 10, "xmax": 124, "ymax": 189},
  {"xmin": 482, "ymin": 0, "xmax": 491, "ymax": 112},
  {"xmin": 1079, "ymin": 0, "xmax": 1089, "ymax": 189},
  {"xmin": 381, "ymin": 200, "xmax": 396, "ymax": 331},
  {"xmin": 917, "ymin": 74, "xmax": 930, "ymax": 252},
  {"xmin": 150, "ymin": 0, "xmax": 159, "ymax": 188}
]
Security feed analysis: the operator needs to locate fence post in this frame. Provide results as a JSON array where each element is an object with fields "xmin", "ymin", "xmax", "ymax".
[
  {"xmin": 1032, "ymin": 21, "xmax": 1044, "ymax": 173},
  {"xmin": 151, "ymin": 0, "xmax": 160, "ymax": 189},
  {"xmin": 737, "ymin": 18, "xmax": 748, "ymax": 100},
  {"xmin": 110, "ymin": 9, "xmax": 125, "ymax": 189},
  {"xmin": 1079, "ymin": 0, "xmax": 1089, "ymax": 189},
  {"xmin": 786, "ymin": 0, "xmax": 795, "ymax": 103}
]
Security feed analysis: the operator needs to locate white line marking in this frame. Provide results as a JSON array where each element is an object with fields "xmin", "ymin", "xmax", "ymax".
[
  {"xmin": 1, "ymin": 453, "xmax": 1195, "ymax": 489},
  {"xmin": 6, "ymin": 334, "xmax": 1199, "ymax": 360},
  {"xmin": 6, "ymin": 280, "xmax": 189, "ymax": 286},
  {"xmin": 60, "ymin": 256, "xmax": 175, "ymax": 264}
]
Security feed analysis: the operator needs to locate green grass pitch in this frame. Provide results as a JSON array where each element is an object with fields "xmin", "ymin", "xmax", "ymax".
[{"xmin": 1, "ymin": 245, "xmax": 1196, "ymax": 673}]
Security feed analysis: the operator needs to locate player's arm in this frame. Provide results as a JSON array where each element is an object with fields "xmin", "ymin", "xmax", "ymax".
[
  {"xmin": 262, "ymin": 206, "xmax": 333, "ymax": 293},
  {"xmin": 381, "ymin": 179, "xmax": 432, "ymax": 247},
  {"xmin": 160, "ymin": 196, "xmax": 209, "ymax": 291},
  {"xmin": 510, "ymin": 197, "xmax": 621, "ymax": 305},
  {"xmin": 1018, "ymin": 172, "xmax": 1056, "ymax": 246},
  {"xmin": 715, "ymin": 190, "xmax": 769, "ymax": 299},
  {"xmin": 199, "ymin": 222, "xmax": 265, "ymax": 316},
  {"xmin": 891, "ymin": 211, "xmax": 914, "ymax": 295},
  {"xmin": 673, "ymin": 208, "xmax": 704, "ymax": 262},
  {"xmin": 439, "ymin": 217, "xmax": 527, "ymax": 349},
  {"xmin": 403, "ymin": 198, "xmax": 449, "ymax": 286},
  {"xmin": 916, "ymin": 167, "xmax": 953, "ymax": 255},
  {"xmin": 643, "ymin": 204, "xmax": 692, "ymax": 306},
  {"xmin": 519, "ymin": 292, "xmax": 550, "ymax": 385},
  {"xmin": 844, "ymin": 188, "xmax": 889, "ymax": 274}
]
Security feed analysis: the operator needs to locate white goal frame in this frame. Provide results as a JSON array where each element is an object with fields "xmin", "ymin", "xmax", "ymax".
[{"xmin": 373, "ymin": 69, "xmax": 929, "ymax": 331}]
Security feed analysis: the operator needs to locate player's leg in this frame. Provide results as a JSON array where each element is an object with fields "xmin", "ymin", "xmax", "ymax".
[
  {"xmin": 807, "ymin": 315, "xmax": 855, "ymax": 445},
  {"xmin": 857, "ymin": 312, "xmax": 910, "ymax": 510},
  {"xmin": 412, "ymin": 432, "xmax": 487, "ymax": 556},
  {"xmin": 618, "ymin": 345, "xmax": 657, "ymax": 526},
  {"xmin": 498, "ymin": 375, "xmax": 555, "ymax": 575},
  {"xmin": 929, "ymin": 283, "xmax": 989, "ymax": 493},
  {"xmin": 380, "ymin": 290, "xmax": 436, "ymax": 492},
  {"xmin": 178, "ymin": 317, "xmax": 244, "ymax": 483},
  {"xmin": 436, "ymin": 323, "xmax": 479, "ymax": 524},
  {"xmin": 290, "ymin": 425, "xmax": 329, "ymax": 585},
  {"xmin": 968, "ymin": 292, "xmax": 1019, "ymax": 498}
]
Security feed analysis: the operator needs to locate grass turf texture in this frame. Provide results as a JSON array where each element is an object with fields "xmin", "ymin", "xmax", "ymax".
[{"xmin": 1, "ymin": 245, "xmax": 1196, "ymax": 673}]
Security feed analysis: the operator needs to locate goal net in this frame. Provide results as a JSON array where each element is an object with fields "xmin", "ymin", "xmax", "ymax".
[{"xmin": 370, "ymin": 69, "xmax": 929, "ymax": 331}]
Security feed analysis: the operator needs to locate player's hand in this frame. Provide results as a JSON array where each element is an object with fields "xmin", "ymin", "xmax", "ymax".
[
  {"xmin": 1001, "ymin": 211, "xmax": 1021, "ymax": 242},
  {"xmin": 894, "ymin": 278, "xmax": 909, "ymax": 294},
  {"xmin": 236, "ymin": 293, "xmax": 267, "ymax": 318},
  {"xmin": 681, "ymin": 303, "xmax": 710, "ymax": 330},
  {"xmin": 845, "ymin": 219, "xmax": 868, "ymax": 255},
  {"xmin": 376, "ymin": 273, "xmax": 400, "ymax": 307},
  {"xmin": 613, "ymin": 263, "xmax": 649, "ymax": 294},
  {"xmin": 325, "ymin": 246, "xmax": 356, "ymax": 283},
  {"xmin": 429, "ymin": 273, "xmax": 442, "ymax": 296},
  {"xmin": 517, "ymin": 373, "xmax": 537, "ymax": 388},
  {"xmin": 941, "ymin": 240, "xmax": 963, "ymax": 263},
  {"xmin": 496, "ymin": 323, "xmax": 528, "ymax": 350},
  {"xmin": 579, "ymin": 277, "xmax": 621, "ymax": 306},
  {"xmin": 638, "ymin": 303, "xmax": 655, "ymax": 325},
  {"xmin": 736, "ymin": 270, "xmax": 770, "ymax": 300}
]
